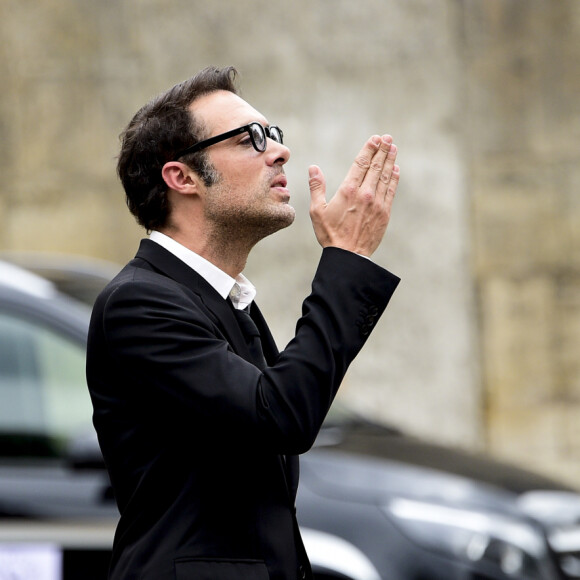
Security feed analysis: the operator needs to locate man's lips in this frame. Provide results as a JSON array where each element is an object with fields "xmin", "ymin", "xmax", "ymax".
[
  {"xmin": 271, "ymin": 175, "xmax": 288, "ymax": 189},
  {"xmin": 270, "ymin": 175, "xmax": 290, "ymax": 201}
]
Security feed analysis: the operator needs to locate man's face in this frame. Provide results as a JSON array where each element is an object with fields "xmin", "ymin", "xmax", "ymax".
[{"xmin": 190, "ymin": 90, "xmax": 295, "ymax": 242}]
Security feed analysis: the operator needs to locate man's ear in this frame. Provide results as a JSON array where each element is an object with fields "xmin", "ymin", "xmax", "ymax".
[{"xmin": 161, "ymin": 162, "xmax": 200, "ymax": 195}]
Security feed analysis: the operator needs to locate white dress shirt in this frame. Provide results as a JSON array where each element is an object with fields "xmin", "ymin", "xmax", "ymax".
[{"xmin": 148, "ymin": 231, "xmax": 256, "ymax": 310}]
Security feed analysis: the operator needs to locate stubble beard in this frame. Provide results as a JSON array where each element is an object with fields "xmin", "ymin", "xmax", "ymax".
[{"xmin": 204, "ymin": 173, "xmax": 296, "ymax": 251}]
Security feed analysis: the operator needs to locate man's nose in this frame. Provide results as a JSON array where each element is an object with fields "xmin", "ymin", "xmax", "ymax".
[{"xmin": 266, "ymin": 139, "xmax": 290, "ymax": 165}]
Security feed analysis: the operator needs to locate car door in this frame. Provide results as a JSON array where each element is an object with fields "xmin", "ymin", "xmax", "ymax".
[{"xmin": 0, "ymin": 298, "xmax": 116, "ymax": 579}]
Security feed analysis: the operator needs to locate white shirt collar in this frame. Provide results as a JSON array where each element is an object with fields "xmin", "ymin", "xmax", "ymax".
[{"xmin": 149, "ymin": 231, "xmax": 256, "ymax": 309}]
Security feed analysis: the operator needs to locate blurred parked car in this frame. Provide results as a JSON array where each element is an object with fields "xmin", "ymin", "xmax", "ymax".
[
  {"xmin": 2, "ymin": 257, "xmax": 580, "ymax": 580},
  {"xmin": 0, "ymin": 251, "xmax": 119, "ymax": 306}
]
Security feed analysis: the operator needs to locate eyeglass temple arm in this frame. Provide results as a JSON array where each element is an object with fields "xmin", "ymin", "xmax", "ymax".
[{"xmin": 175, "ymin": 126, "xmax": 248, "ymax": 159}]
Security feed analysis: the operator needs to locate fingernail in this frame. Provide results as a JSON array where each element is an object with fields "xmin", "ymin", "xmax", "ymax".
[
  {"xmin": 308, "ymin": 166, "xmax": 318, "ymax": 179},
  {"xmin": 371, "ymin": 136, "xmax": 381, "ymax": 147},
  {"xmin": 382, "ymin": 134, "xmax": 392, "ymax": 145}
]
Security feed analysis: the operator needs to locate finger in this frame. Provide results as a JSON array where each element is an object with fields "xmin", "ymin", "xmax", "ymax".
[
  {"xmin": 308, "ymin": 165, "xmax": 327, "ymax": 209},
  {"xmin": 385, "ymin": 164, "xmax": 400, "ymax": 205},
  {"xmin": 357, "ymin": 134, "xmax": 394, "ymax": 195},
  {"xmin": 376, "ymin": 143, "xmax": 398, "ymax": 200},
  {"xmin": 341, "ymin": 135, "xmax": 382, "ymax": 192}
]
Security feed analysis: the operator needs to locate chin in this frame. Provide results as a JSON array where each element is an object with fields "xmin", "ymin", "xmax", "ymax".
[
  {"xmin": 253, "ymin": 208, "xmax": 295, "ymax": 239},
  {"xmin": 277, "ymin": 205, "xmax": 296, "ymax": 228}
]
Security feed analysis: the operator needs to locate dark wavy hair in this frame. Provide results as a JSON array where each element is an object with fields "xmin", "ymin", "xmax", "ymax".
[{"xmin": 117, "ymin": 66, "xmax": 239, "ymax": 231}]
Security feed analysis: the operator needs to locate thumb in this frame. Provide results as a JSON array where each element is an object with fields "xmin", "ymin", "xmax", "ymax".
[{"xmin": 308, "ymin": 165, "xmax": 326, "ymax": 207}]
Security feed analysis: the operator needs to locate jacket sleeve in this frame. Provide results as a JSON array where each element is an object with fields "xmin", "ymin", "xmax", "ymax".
[{"xmin": 92, "ymin": 247, "xmax": 400, "ymax": 455}]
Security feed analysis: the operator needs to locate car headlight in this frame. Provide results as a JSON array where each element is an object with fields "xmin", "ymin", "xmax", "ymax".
[
  {"xmin": 385, "ymin": 498, "xmax": 547, "ymax": 578},
  {"xmin": 519, "ymin": 491, "xmax": 580, "ymax": 578}
]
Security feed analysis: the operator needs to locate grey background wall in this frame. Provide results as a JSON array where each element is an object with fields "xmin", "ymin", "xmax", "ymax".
[{"xmin": 1, "ymin": 0, "xmax": 579, "ymax": 485}]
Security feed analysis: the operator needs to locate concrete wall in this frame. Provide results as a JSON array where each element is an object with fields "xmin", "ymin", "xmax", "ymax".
[
  {"xmin": 1, "ymin": 0, "xmax": 579, "ymax": 483},
  {"xmin": 465, "ymin": 0, "xmax": 580, "ymax": 485}
]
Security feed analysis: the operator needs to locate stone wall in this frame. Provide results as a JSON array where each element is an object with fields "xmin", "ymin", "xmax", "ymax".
[{"xmin": 1, "ymin": 0, "xmax": 579, "ymax": 483}]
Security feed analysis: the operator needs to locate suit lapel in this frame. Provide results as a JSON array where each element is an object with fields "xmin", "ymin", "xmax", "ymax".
[{"xmin": 133, "ymin": 239, "xmax": 251, "ymax": 361}]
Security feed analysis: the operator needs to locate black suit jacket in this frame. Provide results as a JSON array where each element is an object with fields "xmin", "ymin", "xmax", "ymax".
[{"xmin": 86, "ymin": 239, "xmax": 399, "ymax": 580}]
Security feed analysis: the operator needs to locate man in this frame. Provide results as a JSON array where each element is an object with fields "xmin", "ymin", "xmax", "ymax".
[{"xmin": 86, "ymin": 66, "xmax": 400, "ymax": 580}]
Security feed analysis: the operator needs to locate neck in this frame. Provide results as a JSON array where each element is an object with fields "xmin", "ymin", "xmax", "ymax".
[{"xmin": 158, "ymin": 226, "xmax": 253, "ymax": 279}]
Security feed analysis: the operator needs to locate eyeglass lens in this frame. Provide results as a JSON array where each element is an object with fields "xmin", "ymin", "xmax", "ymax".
[
  {"xmin": 249, "ymin": 124, "xmax": 283, "ymax": 152},
  {"xmin": 269, "ymin": 126, "xmax": 282, "ymax": 144},
  {"xmin": 250, "ymin": 124, "xmax": 267, "ymax": 151}
]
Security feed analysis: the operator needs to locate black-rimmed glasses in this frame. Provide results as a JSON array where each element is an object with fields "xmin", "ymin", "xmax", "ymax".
[{"xmin": 174, "ymin": 122, "xmax": 283, "ymax": 159}]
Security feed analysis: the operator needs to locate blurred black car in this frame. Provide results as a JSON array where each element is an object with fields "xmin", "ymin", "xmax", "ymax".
[{"xmin": 1, "ymin": 258, "xmax": 580, "ymax": 580}]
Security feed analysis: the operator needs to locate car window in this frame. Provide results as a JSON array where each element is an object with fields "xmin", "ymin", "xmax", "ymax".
[{"xmin": 0, "ymin": 311, "xmax": 92, "ymax": 458}]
